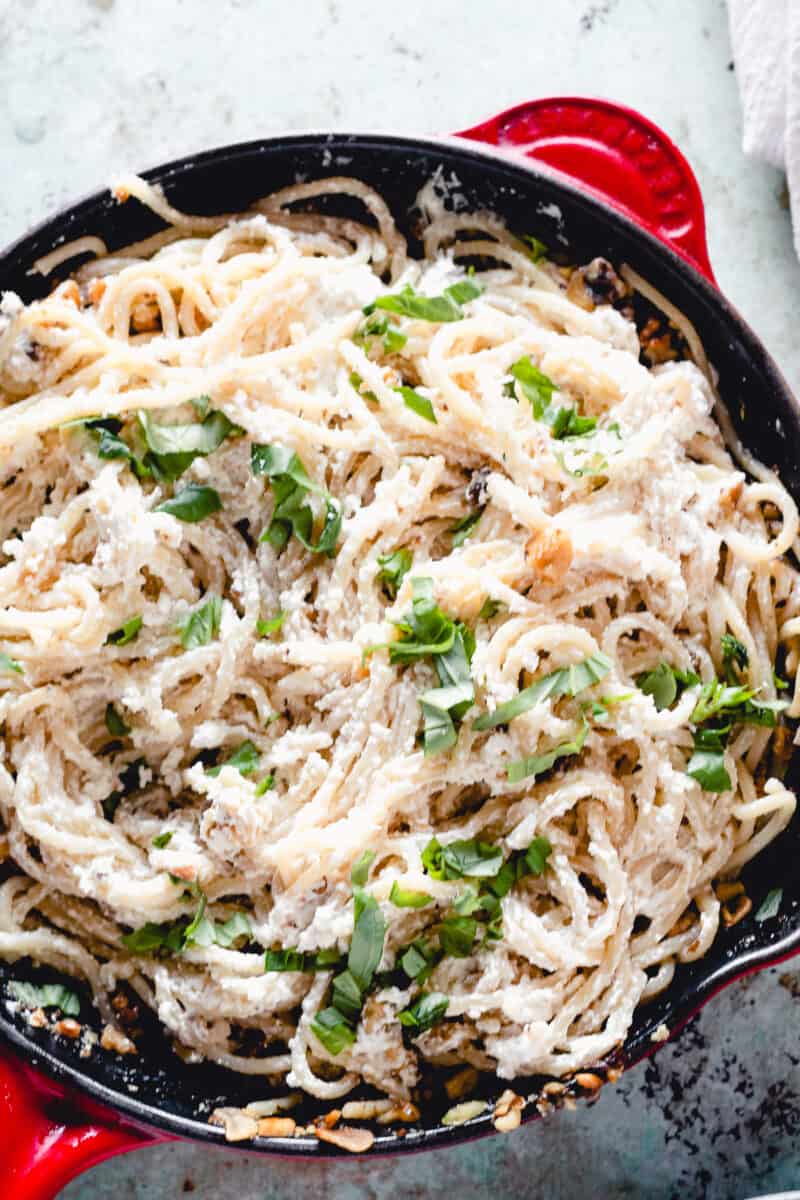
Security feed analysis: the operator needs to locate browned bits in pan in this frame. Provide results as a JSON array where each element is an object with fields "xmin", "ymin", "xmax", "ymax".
[{"xmin": 566, "ymin": 257, "xmax": 629, "ymax": 311}]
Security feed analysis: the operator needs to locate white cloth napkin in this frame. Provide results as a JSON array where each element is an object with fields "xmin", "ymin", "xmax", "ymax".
[{"xmin": 728, "ymin": 0, "xmax": 800, "ymax": 256}]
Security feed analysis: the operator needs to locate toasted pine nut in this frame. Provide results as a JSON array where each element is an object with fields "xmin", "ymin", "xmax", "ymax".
[
  {"xmin": 100, "ymin": 1023, "xmax": 137, "ymax": 1055},
  {"xmin": 442, "ymin": 1100, "xmax": 487, "ymax": 1126},
  {"xmin": 209, "ymin": 1107, "xmax": 258, "ymax": 1142},
  {"xmin": 257, "ymin": 1117, "xmax": 296, "ymax": 1138},
  {"xmin": 542, "ymin": 1081, "xmax": 566, "ymax": 1096},
  {"xmin": 54, "ymin": 1018, "xmax": 81, "ymax": 1039},
  {"xmin": 574, "ymin": 1073, "xmax": 603, "ymax": 1092},
  {"xmin": 315, "ymin": 1125, "xmax": 374, "ymax": 1153}
]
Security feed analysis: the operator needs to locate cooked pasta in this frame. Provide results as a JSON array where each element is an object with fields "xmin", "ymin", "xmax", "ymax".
[{"xmin": 0, "ymin": 175, "xmax": 796, "ymax": 1104}]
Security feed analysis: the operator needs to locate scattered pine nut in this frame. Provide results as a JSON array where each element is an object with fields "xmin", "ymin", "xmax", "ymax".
[
  {"xmin": 257, "ymin": 1117, "xmax": 296, "ymax": 1138},
  {"xmin": 209, "ymin": 1107, "xmax": 259, "ymax": 1142},
  {"xmin": 315, "ymin": 1125, "xmax": 374, "ymax": 1153}
]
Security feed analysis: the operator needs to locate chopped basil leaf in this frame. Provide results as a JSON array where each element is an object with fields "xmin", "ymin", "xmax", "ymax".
[
  {"xmin": 554, "ymin": 449, "xmax": 608, "ymax": 478},
  {"xmin": 478, "ymin": 597, "xmax": 503, "ymax": 620},
  {"xmin": 208, "ymin": 740, "xmax": 259, "ymax": 778},
  {"xmin": 507, "ymin": 719, "xmax": 589, "ymax": 783},
  {"xmin": 523, "ymin": 836, "xmax": 552, "ymax": 876},
  {"xmin": 396, "ymin": 385, "xmax": 437, "ymax": 424},
  {"xmin": 521, "ymin": 234, "xmax": 547, "ymax": 262},
  {"xmin": 347, "ymin": 891, "xmax": 386, "ymax": 992},
  {"xmin": 450, "ymin": 508, "xmax": 484, "ymax": 548},
  {"xmin": 721, "ymin": 633, "xmax": 749, "ymax": 675},
  {"xmin": 264, "ymin": 947, "xmax": 340, "ymax": 972},
  {"xmin": 419, "ymin": 626, "xmax": 475, "ymax": 755},
  {"xmin": 639, "ymin": 662, "xmax": 678, "ymax": 711},
  {"xmin": 507, "ymin": 356, "xmax": 596, "ymax": 440},
  {"xmin": 155, "ymin": 483, "xmax": 222, "ymax": 523},
  {"xmin": 474, "ymin": 652, "xmax": 611, "ymax": 731},
  {"xmin": 349, "ymin": 371, "xmax": 378, "ymax": 405},
  {"xmin": 385, "ymin": 577, "xmax": 457, "ymax": 663},
  {"xmin": 178, "ymin": 596, "xmax": 222, "ymax": 650},
  {"xmin": 152, "ymin": 831, "xmax": 173, "ymax": 849},
  {"xmin": 351, "ymin": 849, "xmax": 376, "ymax": 887},
  {"xmin": 687, "ymin": 745, "xmax": 731, "ymax": 793},
  {"xmin": 254, "ymin": 774, "xmax": 275, "ymax": 796},
  {"xmin": 251, "ymin": 443, "xmax": 342, "ymax": 557},
  {"xmin": 256, "ymin": 611, "xmax": 285, "ymax": 638},
  {"xmin": 191, "ymin": 394, "xmax": 211, "ymax": 418},
  {"xmin": 138, "ymin": 408, "xmax": 238, "ymax": 482},
  {"xmin": 8, "ymin": 980, "xmax": 80, "ymax": 1016},
  {"xmin": 774, "ymin": 670, "xmax": 790, "ymax": 691},
  {"xmin": 106, "ymin": 615, "xmax": 143, "ymax": 646},
  {"xmin": 422, "ymin": 837, "xmax": 504, "ymax": 881},
  {"xmin": 0, "ymin": 652, "xmax": 22, "ymax": 674},
  {"xmin": 398, "ymin": 991, "xmax": 449, "ymax": 1032},
  {"xmin": 353, "ymin": 312, "xmax": 408, "ymax": 355},
  {"xmin": 400, "ymin": 940, "xmax": 437, "ymax": 981},
  {"xmin": 438, "ymin": 913, "xmax": 477, "ymax": 958},
  {"xmin": 389, "ymin": 881, "xmax": 433, "ymax": 908},
  {"xmin": 212, "ymin": 911, "xmax": 253, "ymax": 949},
  {"xmin": 365, "ymin": 280, "xmax": 481, "ymax": 324},
  {"xmin": 310, "ymin": 1006, "xmax": 356, "ymax": 1055},
  {"xmin": 755, "ymin": 887, "xmax": 783, "ymax": 923},
  {"xmin": 331, "ymin": 969, "xmax": 363, "ymax": 1022},
  {"xmin": 376, "ymin": 548, "xmax": 412, "ymax": 599},
  {"xmin": 104, "ymin": 703, "xmax": 130, "ymax": 738}
]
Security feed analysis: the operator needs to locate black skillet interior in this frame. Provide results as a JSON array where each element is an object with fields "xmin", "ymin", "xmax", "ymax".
[{"xmin": 0, "ymin": 133, "xmax": 799, "ymax": 1154}]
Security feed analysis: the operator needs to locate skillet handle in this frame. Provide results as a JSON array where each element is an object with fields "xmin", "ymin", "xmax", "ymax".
[
  {"xmin": 454, "ymin": 96, "xmax": 717, "ymax": 286},
  {"xmin": 0, "ymin": 1046, "xmax": 160, "ymax": 1199}
]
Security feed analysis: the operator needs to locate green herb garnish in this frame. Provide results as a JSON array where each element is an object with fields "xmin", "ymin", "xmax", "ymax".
[
  {"xmin": 104, "ymin": 703, "xmax": 130, "ymax": 738},
  {"xmin": 155, "ymin": 483, "xmax": 222, "ymax": 523},
  {"xmin": 207, "ymin": 740, "xmax": 259, "ymax": 778},
  {"xmin": 251, "ymin": 443, "xmax": 342, "ymax": 557},
  {"xmin": 389, "ymin": 881, "xmax": 433, "ymax": 908},
  {"xmin": 0, "ymin": 652, "xmax": 22, "ymax": 674},
  {"xmin": 376, "ymin": 548, "xmax": 412, "ymax": 599},
  {"xmin": 8, "ymin": 980, "xmax": 80, "ymax": 1016},
  {"xmin": 152, "ymin": 831, "xmax": 173, "ymax": 849},
  {"xmin": 364, "ymin": 280, "xmax": 481, "ymax": 324},
  {"xmin": 398, "ymin": 991, "xmax": 449, "ymax": 1033},
  {"xmin": 395, "ymin": 385, "xmax": 437, "ymax": 424},
  {"xmin": 256, "ymin": 611, "xmax": 285, "ymax": 638},
  {"xmin": 507, "ymin": 719, "xmax": 589, "ymax": 783},
  {"xmin": 473, "ymin": 652, "xmax": 611, "ymax": 731},
  {"xmin": 106, "ymin": 615, "xmax": 143, "ymax": 646},
  {"xmin": 450, "ymin": 509, "xmax": 484, "ymax": 548},
  {"xmin": 177, "ymin": 596, "xmax": 223, "ymax": 650}
]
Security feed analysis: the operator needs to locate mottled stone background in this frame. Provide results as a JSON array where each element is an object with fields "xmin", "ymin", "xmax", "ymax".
[{"xmin": 1, "ymin": 0, "xmax": 798, "ymax": 1197}]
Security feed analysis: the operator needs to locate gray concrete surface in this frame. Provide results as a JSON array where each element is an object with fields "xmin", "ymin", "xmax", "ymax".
[{"xmin": 0, "ymin": 0, "xmax": 799, "ymax": 1197}]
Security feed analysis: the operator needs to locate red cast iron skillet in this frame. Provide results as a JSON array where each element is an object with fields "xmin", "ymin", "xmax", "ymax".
[{"xmin": 1, "ymin": 97, "xmax": 799, "ymax": 1197}]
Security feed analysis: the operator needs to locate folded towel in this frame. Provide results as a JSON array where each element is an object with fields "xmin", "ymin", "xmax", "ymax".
[{"xmin": 728, "ymin": 0, "xmax": 800, "ymax": 256}]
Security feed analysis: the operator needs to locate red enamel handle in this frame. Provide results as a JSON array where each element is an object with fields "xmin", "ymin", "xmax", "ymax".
[
  {"xmin": 455, "ymin": 96, "xmax": 717, "ymax": 286},
  {"xmin": 0, "ymin": 1046, "xmax": 162, "ymax": 1199}
]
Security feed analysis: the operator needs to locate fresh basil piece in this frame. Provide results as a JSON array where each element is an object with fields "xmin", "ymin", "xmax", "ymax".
[
  {"xmin": 106, "ymin": 615, "xmax": 143, "ymax": 646},
  {"xmin": 508, "ymin": 356, "xmax": 596, "ymax": 441},
  {"xmin": 208, "ymin": 740, "xmax": 259, "ymax": 778},
  {"xmin": 474, "ymin": 652, "xmax": 611, "ymax": 731},
  {"xmin": 264, "ymin": 948, "xmax": 306, "ymax": 972},
  {"xmin": 212, "ymin": 911, "xmax": 253, "ymax": 949},
  {"xmin": 478, "ymin": 597, "xmax": 503, "ymax": 620},
  {"xmin": 507, "ymin": 720, "xmax": 589, "ymax": 783},
  {"xmin": 438, "ymin": 914, "xmax": 477, "ymax": 958},
  {"xmin": 178, "ymin": 596, "xmax": 222, "ymax": 650},
  {"xmin": 400, "ymin": 940, "xmax": 438, "ymax": 982},
  {"xmin": 251, "ymin": 443, "xmax": 342, "ymax": 557},
  {"xmin": 365, "ymin": 280, "xmax": 481, "ymax": 324},
  {"xmin": 721, "ymin": 633, "xmax": 749, "ymax": 677},
  {"xmin": 521, "ymin": 234, "xmax": 547, "ymax": 262},
  {"xmin": 331, "ymin": 969, "xmax": 363, "ymax": 1023},
  {"xmin": 422, "ymin": 837, "xmax": 503, "ymax": 882},
  {"xmin": 347, "ymin": 892, "xmax": 386, "ymax": 992},
  {"xmin": 523, "ymin": 836, "xmax": 552, "ymax": 876},
  {"xmin": 450, "ymin": 508, "xmax": 484, "ymax": 548},
  {"xmin": 256, "ymin": 611, "xmax": 285, "ymax": 638},
  {"xmin": 396, "ymin": 385, "xmax": 437, "ymax": 424},
  {"xmin": 389, "ymin": 881, "xmax": 433, "ymax": 908},
  {"xmin": 687, "ymin": 746, "xmax": 731, "ymax": 793},
  {"xmin": 349, "ymin": 371, "xmax": 378, "ymax": 405},
  {"xmin": 155, "ymin": 483, "xmax": 222, "ymax": 523},
  {"xmin": 8, "ymin": 980, "xmax": 80, "ymax": 1016},
  {"xmin": 351, "ymin": 850, "xmax": 376, "ymax": 887},
  {"xmin": 398, "ymin": 991, "xmax": 449, "ymax": 1032},
  {"xmin": 310, "ymin": 1006, "xmax": 356, "ymax": 1055},
  {"xmin": 152, "ymin": 831, "xmax": 173, "ymax": 849},
  {"xmin": 0, "ymin": 652, "xmax": 22, "ymax": 674},
  {"xmin": 122, "ymin": 919, "xmax": 186, "ymax": 955},
  {"xmin": 104, "ymin": 703, "xmax": 130, "ymax": 738},
  {"xmin": 755, "ymin": 887, "xmax": 783, "ymax": 923},
  {"xmin": 354, "ymin": 311, "xmax": 408, "ymax": 355},
  {"xmin": 376, "ymin": 548, "xmax": 412, "ymax": 599},
  {"xmin": 254, "ymin": 774, "xmax": 275, "ymax": 796},
  {"xmin": 138, "ymin": 408, "xmax": 238, "ymax": 482},
  {"xmin": 639, "ymin": 662, "xmax": 678, "ymax": 710}
]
